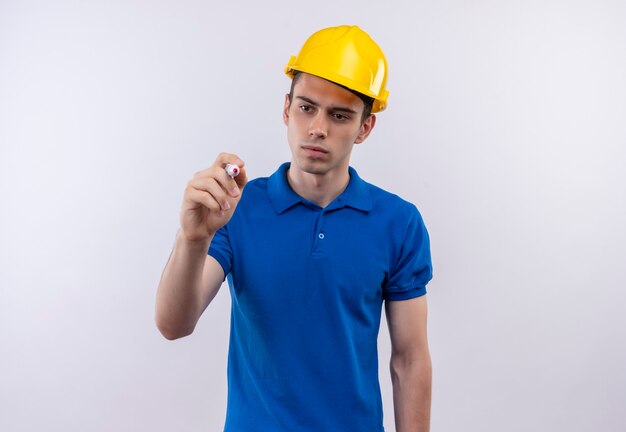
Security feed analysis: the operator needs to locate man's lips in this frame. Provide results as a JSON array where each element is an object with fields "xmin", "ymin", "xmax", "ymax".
[{"xmin": 301, "ymin": 145, "xmax": 329, "ymax": 155}]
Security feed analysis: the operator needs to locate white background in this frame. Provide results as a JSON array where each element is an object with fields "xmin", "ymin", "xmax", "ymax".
[{"xmin": 1, "ymin": 1, "xmax": 625, "ymax": 431}]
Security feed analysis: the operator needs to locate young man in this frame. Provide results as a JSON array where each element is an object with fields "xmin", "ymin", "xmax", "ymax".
[{"xmin": 156, "ymin": 26, "xmax": 433, "ymax": 432}]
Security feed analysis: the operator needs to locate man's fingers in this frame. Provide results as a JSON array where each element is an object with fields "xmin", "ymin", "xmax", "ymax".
[
  {"xmin": 192, "ymin": 155, "xmax": 246, "ymax": 198},
  {"xmin": 185, "ymin": 187, "xmax": 222, "ymax": 213},
  {"xmin": 215, "ymin": 152, "xmax": 245, "ymax": 169},
  {"xmin": 212, "ymin": 165, "xmax": 243, "ymax": 198},
  {"xmin": 217, "ymin": 154, "xmax": 247, "ymax": 195},
  {"xmin": 187, "ymin": 177, "xmax": 232, "ymax": 211},
  {"xmin": 192, "ymin": 153, "xmax": 244, "ymax": 178}
]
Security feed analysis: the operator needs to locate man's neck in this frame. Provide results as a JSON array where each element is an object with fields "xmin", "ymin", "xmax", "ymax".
[{"xmin": 286, "ymin": 164, "xmax": 350, "ymax": 208}]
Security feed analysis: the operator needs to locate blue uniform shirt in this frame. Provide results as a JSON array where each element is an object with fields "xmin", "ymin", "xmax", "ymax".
[{"xmin": 209, "ymin": 162, "xmax": 432, "ymax": 432}]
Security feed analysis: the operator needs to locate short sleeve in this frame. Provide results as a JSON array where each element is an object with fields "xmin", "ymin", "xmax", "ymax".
[
  {"xmin": 208, "ymin": 224, "xmax": 233, "ymax": 278},
  {"xmin": 383, "ymin": 206, "xmax": 433, "ymax": 301}
]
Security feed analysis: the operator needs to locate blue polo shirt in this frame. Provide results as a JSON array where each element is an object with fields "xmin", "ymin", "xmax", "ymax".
[{"xmin": 209, "ymin": 162, "xmax": 432, "ymax": 432}]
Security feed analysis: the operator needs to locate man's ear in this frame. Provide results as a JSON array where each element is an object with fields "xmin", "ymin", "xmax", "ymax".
[
  {"xmin": 355, "ymin": 114, "xmax": 376, "ymax": 144},
  {"xmin": 283, "ymin": 94, "xmax": 291, "ymax": 125}
]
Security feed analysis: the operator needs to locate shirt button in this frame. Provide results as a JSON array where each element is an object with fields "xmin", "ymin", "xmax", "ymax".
[{"xmin": 318, "ymin": 233, "xmax": 325, "ymax": 239}]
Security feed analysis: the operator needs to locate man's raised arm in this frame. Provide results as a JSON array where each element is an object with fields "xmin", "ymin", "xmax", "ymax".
[{"xmin": 155, "ymin": 153, "xmax": 247, "ymax": 340}]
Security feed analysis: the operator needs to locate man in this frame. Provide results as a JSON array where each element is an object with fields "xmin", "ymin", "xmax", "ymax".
[{"xmin": 156, "ymin": 25, "xmax": 433, "ymax": 432}]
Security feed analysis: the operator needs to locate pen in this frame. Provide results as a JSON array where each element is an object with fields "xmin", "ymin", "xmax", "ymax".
[{"xmin": 225, "ymin": 163, "xmax": 240, "ymax": 178}]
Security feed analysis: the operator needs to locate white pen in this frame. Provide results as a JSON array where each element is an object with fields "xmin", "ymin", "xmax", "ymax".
[{"xmin": 225, "ymin": 163, "xmax": 240, "ymax": 178}]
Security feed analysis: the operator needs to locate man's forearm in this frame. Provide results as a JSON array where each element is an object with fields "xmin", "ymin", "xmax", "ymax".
[
  {"xmin": 155, "ymin": 231, "xmax": 213, "ymax": 339},
  {"xmin": 390, "ymin": 354, "xmax": 432, "ymax": 432}
]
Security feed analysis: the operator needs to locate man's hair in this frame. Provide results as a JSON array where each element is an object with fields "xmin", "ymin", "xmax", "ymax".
[{"xmin": 288, "ymin": 71, "xmax": 374, "ymax": 123}]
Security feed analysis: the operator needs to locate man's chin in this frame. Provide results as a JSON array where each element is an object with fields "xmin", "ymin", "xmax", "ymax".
[{"xmin": 293, "ymin": 159, "xmax": 330, "ymax": 176}]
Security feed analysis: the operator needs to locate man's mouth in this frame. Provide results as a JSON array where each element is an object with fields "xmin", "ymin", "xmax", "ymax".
[{"xmin": 301, "ymin": 145, "xmax": 329, "ymax": 155}]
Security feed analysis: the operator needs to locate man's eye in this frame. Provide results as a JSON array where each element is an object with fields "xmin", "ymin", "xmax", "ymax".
[
  {"xmin": 332, "ymin": 113, "xmax": 348, "ymax": 121},
  {"xmin": 299, "ymin": 105, "xmax": 311, "ymax": 112}
]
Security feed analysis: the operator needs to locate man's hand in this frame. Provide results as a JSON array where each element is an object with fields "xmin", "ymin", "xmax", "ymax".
[{"xmin": 180, "ymin": 153, "xmax": 248, "ymax": 242}]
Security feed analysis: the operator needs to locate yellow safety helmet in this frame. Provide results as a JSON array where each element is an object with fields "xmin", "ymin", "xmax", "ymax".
[{"xmin": 285, "ymin": 25, "xmax": 389, "ymax": 113}]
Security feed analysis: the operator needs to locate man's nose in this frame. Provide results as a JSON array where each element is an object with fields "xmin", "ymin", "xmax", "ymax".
[{"xmin": 308, "ymin": 112, "xmax": 328, "ymax": 139}]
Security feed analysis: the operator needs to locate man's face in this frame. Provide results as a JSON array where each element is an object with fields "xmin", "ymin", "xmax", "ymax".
[{"xmin": 283, "ymin": 73, "xmax": 375, "ymax": 177}]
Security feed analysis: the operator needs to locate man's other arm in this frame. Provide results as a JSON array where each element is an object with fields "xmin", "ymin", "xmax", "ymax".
[{"xmin": 385, "ymin": 295, "xmax": 432, "ymax": 432}]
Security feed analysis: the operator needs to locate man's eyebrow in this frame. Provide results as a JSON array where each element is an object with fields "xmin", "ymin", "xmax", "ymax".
[
  {"xmin": 295, "ymin": 96, "xmax": 318, "ymax": 106},
  {"xmin": 295, "ymin": 95, "xmax": 358, "ymax": 114}
]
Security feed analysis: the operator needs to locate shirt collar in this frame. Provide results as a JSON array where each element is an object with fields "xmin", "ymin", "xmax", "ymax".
[{"xmin": 267, "ymin": 162, "xmax": 372, "ymax": 214}]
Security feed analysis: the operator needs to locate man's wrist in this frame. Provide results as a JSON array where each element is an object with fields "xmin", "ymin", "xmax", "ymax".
[{"xmin": 176, "ymin": 229, "xmax": 213, "ymax": 252}]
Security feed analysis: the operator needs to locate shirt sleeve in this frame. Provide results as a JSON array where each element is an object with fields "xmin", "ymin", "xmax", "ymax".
[
  {"xmin": 208, "ymin": 224, "xmax": 233, "ymax": 278},
  {"xmin": 383, "ymin": 206, "xmax": 433, "ymax": 301}
]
